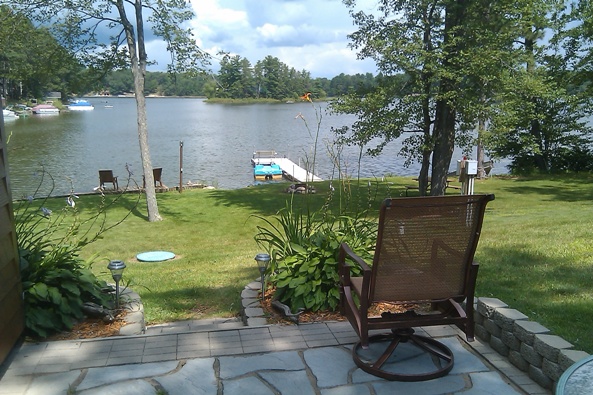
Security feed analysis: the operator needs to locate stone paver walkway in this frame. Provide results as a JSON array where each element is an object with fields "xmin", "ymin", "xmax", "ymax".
[{"xmin": 0, "ymin": 320, "xmax": 551, "ymax": 394}]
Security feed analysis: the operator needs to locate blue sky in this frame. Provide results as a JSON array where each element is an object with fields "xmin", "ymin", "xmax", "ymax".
[{"xmin": 146, "ymin": 0, "xmax": 379, "ymax": 78}]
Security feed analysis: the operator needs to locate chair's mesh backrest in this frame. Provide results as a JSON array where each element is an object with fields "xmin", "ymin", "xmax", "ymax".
[
  {"xmin": 370, "ymin": 194, "xmax": 492, "ymax": 303},
  {"xmin": 99, "ymin": 170, "xmax": 114, "ymax": 182}
]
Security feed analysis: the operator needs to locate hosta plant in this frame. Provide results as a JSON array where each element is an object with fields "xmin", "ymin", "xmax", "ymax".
[
  {"xmin": 255, "ymin": 97, "xmax": 384, "ymax": 313},
  {"xmin": 15, "ymin": 170, "xmax": 138, "ymax": 338},
  {"xmin": 254, "ymin": 200, "xmax": 377, "ymax": 312}
]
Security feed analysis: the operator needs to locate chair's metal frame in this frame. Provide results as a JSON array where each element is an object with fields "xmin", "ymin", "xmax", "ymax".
[{"xmin": 339, "ymin": 194, "xmax": 495, "ymax": 381}]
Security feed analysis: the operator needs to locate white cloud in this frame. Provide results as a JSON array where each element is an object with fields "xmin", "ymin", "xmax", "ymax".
[
  {"xmin": 256, "ymin": 23, "xmax": 298, "ymax": 45},
  {"xmin": 167, "ymin": 0, "xmax": 381, "ymax": 78}
]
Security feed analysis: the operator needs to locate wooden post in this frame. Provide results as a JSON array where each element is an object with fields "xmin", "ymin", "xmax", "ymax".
[{"xmin": 179, "ymin": 141, "xmax": 183, "ymax": 193}]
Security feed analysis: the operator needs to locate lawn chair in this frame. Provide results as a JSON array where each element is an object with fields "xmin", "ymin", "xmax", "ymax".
[
  {"xmin": 338, "ymin": 194, "xmax": 495, "ymax": 381},
  {"xmin": 143, "ymin": 168, "xmax": 163, "ymax": 188},
  {"xmin": 98, "ymin": 170, "xmax": 118, "ymax": 190},
  {"xmin": 479, "ymin": 160, "xmax": 494, "ymax": 178}
]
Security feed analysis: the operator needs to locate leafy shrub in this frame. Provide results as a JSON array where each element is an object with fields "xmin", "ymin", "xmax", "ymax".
[
  {"xmin": 15, "ymin": 170, "xmax": 137, "ymax": 338},
  {"xmin": 254, "ymin": 98, "xmax": 385, "ymax": 313},
  {"xmin": 254, "ymin": 191, "xmax": 378, "ymax": 312}
]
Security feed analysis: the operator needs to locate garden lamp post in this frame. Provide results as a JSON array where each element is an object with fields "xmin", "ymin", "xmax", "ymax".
[
  {"xmin": 254, "ymin": 253, "xmax": 271, "ymax": 299},
  {"xmin": 107, "ymin": 260, "xmax": 126, "ymax": 308}
]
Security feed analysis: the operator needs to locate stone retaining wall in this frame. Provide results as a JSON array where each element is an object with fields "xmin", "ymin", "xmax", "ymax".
[
  {"xmin": 475, "ymin": 297, "xmax": 590, "ymax": 391},
  {"xmin": 118, "ymin": 287, "xmax": 146, "ymax": 336}
]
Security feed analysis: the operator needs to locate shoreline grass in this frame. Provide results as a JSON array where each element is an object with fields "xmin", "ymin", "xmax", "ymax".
[{"xmin": 42, "ymin": 174, "xmax": 593, "ymax": 353}]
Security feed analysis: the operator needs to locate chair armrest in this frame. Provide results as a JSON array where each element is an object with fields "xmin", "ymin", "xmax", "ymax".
[
  {"xmin": 339, "ymin": 242, "xmax": 372, "ymax": 273},
  {"xmin": 339, "ymin": 243, "xmax": 372, "ymax": 295},
  {"xmin": 339, "ymin": 242, "xmax": 373, "ymax": 315}
]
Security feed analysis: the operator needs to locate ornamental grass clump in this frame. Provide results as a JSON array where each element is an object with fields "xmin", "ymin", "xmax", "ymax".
[
  {"xmin": 254, "ymin": 198, "xmax": 376, "ymax": 312},
  {"xmin": 15, "ymin": 169, "xmax": 138, "ymax": 338},
  {"xmin": 254, "ymin": 95, "xmax": 384, "ymax": 312}
]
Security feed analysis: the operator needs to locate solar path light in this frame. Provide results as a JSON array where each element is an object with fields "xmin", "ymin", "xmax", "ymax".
[
  {"xmin": 107, "ymin": 260, "xmax": 126, "ymax": 308},
  {"xmin": 254, "ymin": 253, "xmax": 271, "ymax": 300}
]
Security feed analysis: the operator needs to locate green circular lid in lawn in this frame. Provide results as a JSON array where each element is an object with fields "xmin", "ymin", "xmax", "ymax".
[{"xmin": 136, "ymin": 251, "xmax": 175, "ymax": 262}]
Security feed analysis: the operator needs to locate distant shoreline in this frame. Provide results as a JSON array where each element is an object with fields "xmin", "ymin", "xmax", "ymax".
[{"xmin": 86, "ymin": 95, "xmax": 331, "ymax": 104}]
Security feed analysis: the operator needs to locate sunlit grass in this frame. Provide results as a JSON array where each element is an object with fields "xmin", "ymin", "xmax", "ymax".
[
  {"xmin": 474, "ymin": 175, "xmax": 593, "ymax": 353},
  {"xmin": 58, "ymin": 174, "xmax": 593, "ymax": 353}
]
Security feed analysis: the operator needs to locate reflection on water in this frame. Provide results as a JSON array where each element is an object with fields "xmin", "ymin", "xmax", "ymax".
[{"xmin": 4, "ymin": 97, "xmax": 492, "ymax": 198}]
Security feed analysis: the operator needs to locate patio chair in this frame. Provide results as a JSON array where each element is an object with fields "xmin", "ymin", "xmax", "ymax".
[
  {"xmin": 98, "ymin": 170, "xmax": 118, "ymax": 190},
  {"xmin": 338, "ymin": 194, "xmax": 495, "ymax": 381},
  {"xmin": 143, "ymin": 168, "xmax": 164, "ymax": 188},
  {"xmin": 479, "ymin": 160, "xmax": 494, "ymax": 178}
]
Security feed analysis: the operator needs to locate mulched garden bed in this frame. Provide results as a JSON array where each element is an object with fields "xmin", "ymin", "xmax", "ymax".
[{"xmin": 31, "ymin": 310, "xmax": 128, "ymax": 342}]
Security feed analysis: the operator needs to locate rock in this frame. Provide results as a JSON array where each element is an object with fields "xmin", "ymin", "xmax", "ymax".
[
  {"xmin": 83, "ymin": 302, "xmax": 115, "ymax": 322},
  {"xmin": 272, "ymin": 300, "xmax": 305, "ymax": 324}
]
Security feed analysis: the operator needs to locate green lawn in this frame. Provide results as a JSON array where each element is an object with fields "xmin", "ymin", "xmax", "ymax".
[{"xmin": 69, "ymin": 175, "xmax": 593, "ymax": 353}]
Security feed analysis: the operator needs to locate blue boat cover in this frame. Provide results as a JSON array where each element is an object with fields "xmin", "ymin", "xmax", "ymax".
[{"xmin": 254, "ymin": 163, "xmax": 282, "ymax": 176}]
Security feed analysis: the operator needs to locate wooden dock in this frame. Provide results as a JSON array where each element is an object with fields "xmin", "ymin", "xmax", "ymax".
[
  {"xmin": 251, "ymin": 152, "xmax": 322, "ymax": 183},
  {"xmin": 274, "ymin": 157, "xmax": 322, "ymax": 182}
]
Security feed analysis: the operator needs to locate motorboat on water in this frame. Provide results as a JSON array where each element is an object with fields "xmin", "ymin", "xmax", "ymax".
[
  {"xmin": 31, "ymin": 103, "xmax": 60, "ymax": 115},
  {"xmin": 3, "ymin": 108, "xmax": 18, "ymax": 120},
  {"xmin": 68, "ymin": 99, "xmax": 94, "ymax": 111}
]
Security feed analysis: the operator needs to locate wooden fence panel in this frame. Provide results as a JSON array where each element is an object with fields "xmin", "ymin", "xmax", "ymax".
[{"xmin": 0, "ymin": 112, "xmax": 23, "ymax": 364}]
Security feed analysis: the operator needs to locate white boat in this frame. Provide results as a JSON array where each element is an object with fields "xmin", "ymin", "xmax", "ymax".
[
  {"xmin": 3, "ymin": 108, "xmax": 18, "ymax": 120},
  {"xmin": 32, "ymin": 104, "xmax": 60, "ymax": 115},
  {"xmin": 68, "ymin": 99, "xmax": 94, "ymax": 111}
]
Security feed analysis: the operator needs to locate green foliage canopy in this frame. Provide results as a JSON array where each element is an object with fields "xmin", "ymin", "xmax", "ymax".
[{"xmin": 333, "ymin": 0, "xmax": 593, "ymax": 180}]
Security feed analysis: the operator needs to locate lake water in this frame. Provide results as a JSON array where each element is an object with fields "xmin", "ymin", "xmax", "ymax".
[{"xmin": 4, "ymin": 97, "xmax": 496, "ymax": 198}]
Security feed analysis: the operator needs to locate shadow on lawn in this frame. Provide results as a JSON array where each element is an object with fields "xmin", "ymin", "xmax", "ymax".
[
  {"xmin": 206, "ymin": 182, "xmax": 328, "ymax": 216},
  {"xmin": 478, "ymin": 245, "xmax": 592, "ymax": 300},
  {"xmin": 498, "ymin": 174, "xmax": 593, "ymax": 202},
  {"xmin": 139, "ymin": 261, "xmax": 257, "ymax": 309},
  {"xmin": 204, "ymin": 180, "xmax": 404, "ymax": 217},
  {"xmin": 141, "ymin": 283, "xmax": 251, "ymax": 323}
]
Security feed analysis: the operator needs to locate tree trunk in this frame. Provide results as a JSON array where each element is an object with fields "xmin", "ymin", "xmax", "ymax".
[
  {"xmin": 430, "ymin": 0, "xmax": 465, "ymax": 195},
  {"xmin": 524, "ymin": 33, "xmax": 548, "ymax": 172},
  {"xmin": 530, "ymin": 119, "xmax": 548, "ymax": 171},
  {"xmin": 431, "ymin": 100, "xmax": 456, "ymax": 195},
  {"xmin": 418, "ymin": 79, "xmax": 432, "ymax": 196},
  {"xmin": 133, "ymin": 70, "xmax": 161, "ymax": 221},
  {"xmin": 118, "ymin": 0, "xmax": 161, "ymax": 222},
  {"xmin": 477, "ymin": 118, "xmax": 486, "ymax": 179}
]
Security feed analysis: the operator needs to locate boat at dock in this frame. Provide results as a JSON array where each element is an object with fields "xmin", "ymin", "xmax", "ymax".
[
  {"xmin": 31, "ymin": 104, "xmax": 59, "ymax": 115},
  {"xmin": 3, "ymin": 108, "xmax": 18, "ymax": 120},
  {"xmin": 251, "ymin": 150, "xmax": 322, "ymax": 183},
  {"xmin": 254, "ymin": 162, "xmax": 283, "ymax": 180},
  {"xmin": 252, "ymin": 150, "xmax": 283, "ymax": 180},
  {"xmin": 68, "ymin": 99, "xmax": 94, "ymax": 111},
  {"xmin": 251, "ymin": 150, "xmax": 278, "ymax": 166}
]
